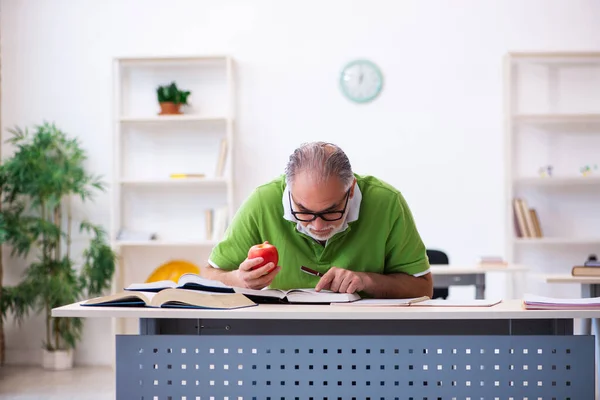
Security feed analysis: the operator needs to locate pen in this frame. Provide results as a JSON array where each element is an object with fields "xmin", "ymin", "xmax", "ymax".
[{"xmin": 300, "ymin": 265, "xmax": 324, "ymax": 277}]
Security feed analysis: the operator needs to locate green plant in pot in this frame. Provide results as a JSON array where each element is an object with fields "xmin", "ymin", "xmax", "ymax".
[
  {"xmin": 156, "ymin": 81, "xmax": 191, "ymax": 115},
  {"xmin": 0, "ymin": 122, "xmax": 117, "ymax": 370}
]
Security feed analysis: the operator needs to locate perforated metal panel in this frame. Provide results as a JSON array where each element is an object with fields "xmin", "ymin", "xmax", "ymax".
[{"xmin": 117, "ymin": 334, "xmax": 594, "ymax": 400}]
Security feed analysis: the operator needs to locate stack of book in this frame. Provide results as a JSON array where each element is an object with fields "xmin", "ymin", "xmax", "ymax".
[
  {"xmin": 512, "ymin": 197, "xmax": 543, "ymax": 238},
  {"xmin": 523, "ymin": 293, "xmax": 600, "ymax": 310}
]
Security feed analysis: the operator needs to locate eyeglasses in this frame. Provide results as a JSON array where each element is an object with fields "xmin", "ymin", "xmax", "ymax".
[{"xmin": 289, "ymin": 188, "xmax": 351, "ymax": 222}]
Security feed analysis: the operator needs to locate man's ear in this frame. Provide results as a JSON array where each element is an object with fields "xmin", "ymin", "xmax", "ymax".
[{"xmin": 349, "ymin": 178, "xmax": 357, "ymax": 198}]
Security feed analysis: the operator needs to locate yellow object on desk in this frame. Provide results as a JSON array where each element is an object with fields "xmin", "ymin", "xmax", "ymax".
[{"xmin": 145, "ymin": 260, "xmax": 200, "ymax": 283}]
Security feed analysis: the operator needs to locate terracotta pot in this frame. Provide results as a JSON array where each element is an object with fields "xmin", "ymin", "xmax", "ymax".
[
  {"xmin": 42, "ymin": 348, "xmax": 74, "ymax": 370},
  {"xmin": 158, "ymin": 102, "xmax": 182, "ymax": 115}
]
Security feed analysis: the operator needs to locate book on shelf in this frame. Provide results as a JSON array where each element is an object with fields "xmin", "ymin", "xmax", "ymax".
[
  {"xmin": 215, "ymin": 138, "xmax": 228, "ymax": 177},
  {"xmin": 204, "ymin": 206, "xmax": 228, "ymax": 241},
  {"xmin": 170, "ymin": 173, "xmax": 206, "ymax": 179},
  {"xmin": 512, "ymin": 197, "xmax": 543, "ymax": 238},
  {"xmin": 81, "ymin": 288, "xmax": 256, "ymax": 310},
  {"xmin": 331, "ymin": 297, "xmax": 502, "ymax": 307},
  {"xmin": 205, "ymin": 209, "xmax": 213, "ymax": 240},
  {"xmin": 522, "ymin": 293, "xmax": 600, "ymax": 310},
  {"xmin": 124, "ymin": 273, "xmax": 361, "ymax": 304}
]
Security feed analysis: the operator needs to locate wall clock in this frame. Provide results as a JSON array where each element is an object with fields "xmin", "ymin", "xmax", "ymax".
[{"xmin": 339, "ymin": 59, "xmax": 383, "ymax": 103}]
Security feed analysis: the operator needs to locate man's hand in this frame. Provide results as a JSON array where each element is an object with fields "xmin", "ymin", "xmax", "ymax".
[
  {"xmin": 315, "ymin": 267, "xmax": 366, "ymax": 294},
  {"xmin": 231, "ymin": 257, "xmax": 281, "ymax": 290}
]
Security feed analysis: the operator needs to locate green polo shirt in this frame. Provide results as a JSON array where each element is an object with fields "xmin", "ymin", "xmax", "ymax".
[{"xmin": 208, "ymin": 174, "xmax": 430, "ymax": 290}]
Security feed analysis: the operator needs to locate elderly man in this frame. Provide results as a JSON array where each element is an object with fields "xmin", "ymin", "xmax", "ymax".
[{"xmin": 202, "ymin": 141, "xmax": 432, "ymax": 298}]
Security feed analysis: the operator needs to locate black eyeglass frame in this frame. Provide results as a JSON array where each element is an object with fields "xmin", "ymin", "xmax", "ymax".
[{"xmin": 288, "ymin": 188, "xmax": 351, "ymax": 222}]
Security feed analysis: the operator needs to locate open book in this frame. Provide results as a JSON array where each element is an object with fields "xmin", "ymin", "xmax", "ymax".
[
  {"xmin": 523, "ymin": 293, "xmax": 600, "ymax": 310},
  {"xmin": 124, "ymin": 273, "xmax": 360, "ymax": 304},
  {"xmin": 81, "ymin": 289, "xmax": 256, "ymax": 310}
]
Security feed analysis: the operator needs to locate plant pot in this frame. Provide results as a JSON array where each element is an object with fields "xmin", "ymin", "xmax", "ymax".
[
  {"xmin": 158, "ymin": 102, "xmax": 182, "ymax": 115},
  {"xmin": 42, "ymin": 348, "xmax": 73, "ymax": 370}
]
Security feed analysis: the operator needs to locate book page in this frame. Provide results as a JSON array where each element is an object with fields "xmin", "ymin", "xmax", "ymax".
[
  {"xmin": 284, "ymin": 288, "xmax": 328, "ymax": 294},
  {"xmin": 82, "ymin": 291, "xmax": 156, "ymax": 306},
  {"xmin": 177, "ymin": 273, "xmax": 233, "ymax": 292},
  {"xmin": 234, "ymin": 287, "xmax": 286, "ymax": 299},
  {"xmin": 287, "ymin": 290, "xmax": 360, "ymax": 303},
  {"xmin": 153, "ymin": 289, "xmax": 256, "ymax": 309},
  {"xmin": 125, "ymin": 280, "xmax": 177, "ymax": 291}
]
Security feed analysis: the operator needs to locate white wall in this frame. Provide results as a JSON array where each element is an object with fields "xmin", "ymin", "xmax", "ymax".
[{"xmin": 2, "ymin": 0, "xmax": 600, "ymax": 366}]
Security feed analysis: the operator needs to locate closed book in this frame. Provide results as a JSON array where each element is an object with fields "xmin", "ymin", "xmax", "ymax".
[{"xmin": 571, "ymin": 266, "xmax": 600, "ymax": 277}]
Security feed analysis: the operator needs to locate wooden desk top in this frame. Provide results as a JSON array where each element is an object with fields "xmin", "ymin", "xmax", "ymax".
[
  {"xmin": 430, "ymin": 264, "xmax": 528, "ymax": 275},
  {"xmin": 52, "ymin": 299, "xmax": 599, "ymax": 321}
]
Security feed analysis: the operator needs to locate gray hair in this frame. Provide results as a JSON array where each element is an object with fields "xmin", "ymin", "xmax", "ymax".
[{"xmin": 285, "ymin": 142, "xmax": 354, "ymax": 189}]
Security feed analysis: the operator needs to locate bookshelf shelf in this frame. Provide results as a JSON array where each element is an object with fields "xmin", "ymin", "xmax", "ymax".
[
  {"xmin": 513, "ymin": 237, "xmax": 600, "ymax": 245},
  {"xmin": 514, "ymin": 114, "xmax": 600, "ymax": 133},
  {"xmin": 118, "ymin": 55, "xmax": 230, "ymax": 66},
  {"xmin": 119, "ymin": 115, "xmax": 227, "ymax": 123},
  {"xmin": 119, "ymin": 178, "xmax": 229, "ymax": 186},
  {"xmin": 514, "ymin": 113, "xmax": 600, "ymax": 123},
  {"xmin": 505, "ymin": 51, "xmax": 600, "ymax": 298},
  {"xmin": 115, "ymin": 240, "xmax": 218, "ymax": 248},
  {"xmin": 514, "ymin": 176, "xmax": 600, "ymax": 187}
]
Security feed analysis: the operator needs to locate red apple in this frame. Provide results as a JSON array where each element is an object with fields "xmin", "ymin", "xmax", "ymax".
[{"xmin": 247, "ymin": 241, "xmax": 279, "ymax": 270}]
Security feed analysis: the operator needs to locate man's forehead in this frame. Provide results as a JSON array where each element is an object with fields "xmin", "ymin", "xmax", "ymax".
[
  {"xmin": 290, "ymin": 182, "xmax": 347, "ymax": 210},
  {"xmin": 293, "ymin": 172, "xmax": 345, "ymax": 190}
]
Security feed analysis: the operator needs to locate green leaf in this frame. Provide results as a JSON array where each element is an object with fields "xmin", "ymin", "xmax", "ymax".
[{"xmin": 155, "ymin": 81, "xmax": 191, "ymax": 104}]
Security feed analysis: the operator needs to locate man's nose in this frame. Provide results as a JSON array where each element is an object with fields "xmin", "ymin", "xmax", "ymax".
[{"xmin": 312, "ymin": 216, "xmax": 328, "ymax": 230}]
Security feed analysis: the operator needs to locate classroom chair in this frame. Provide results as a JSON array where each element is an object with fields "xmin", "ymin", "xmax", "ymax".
[{"xmin": 427, "ymin": 249, "xmax": 450, "ymax": 299}]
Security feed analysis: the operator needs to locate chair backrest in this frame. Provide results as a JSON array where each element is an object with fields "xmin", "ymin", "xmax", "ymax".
[
  {"xmin": 426, "ymin": 249, "xmax": 449, "ymax": 265},
  {"xmin": 426, "ymin": 249, "xmax": 449, "ymax": 299}
]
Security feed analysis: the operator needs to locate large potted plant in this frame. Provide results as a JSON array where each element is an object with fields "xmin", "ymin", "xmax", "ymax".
[
  {"xmin": 156, "ymin": 81, "xmax": 191, "ymax": 115},
  {"xmin": 0, "ymin": 122, "xmax": 116, "ymax": 369}
]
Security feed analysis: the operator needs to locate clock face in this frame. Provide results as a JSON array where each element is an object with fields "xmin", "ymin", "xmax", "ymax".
[{"xmin": 339, "ymin": 59, "xmax": 383, "ymax": 103}]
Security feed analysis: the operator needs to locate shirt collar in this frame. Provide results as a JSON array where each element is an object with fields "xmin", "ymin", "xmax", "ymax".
[{"xmin": 282, "ymin": 180, "xmax": 362, "ymax": 224}]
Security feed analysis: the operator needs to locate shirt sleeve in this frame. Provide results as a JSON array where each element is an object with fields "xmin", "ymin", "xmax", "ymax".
[
  {"xmin": 208, "ymin": 188, "xmax": 263, "ymax": 271},
  {"xmin": 384, "ymin": 193, "xmax": 430, "ymax": 276}
]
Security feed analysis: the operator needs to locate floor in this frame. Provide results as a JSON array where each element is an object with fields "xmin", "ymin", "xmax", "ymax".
[{"xmin": 0, "ymin": 366, "xmax": 114, "ymax": 400}]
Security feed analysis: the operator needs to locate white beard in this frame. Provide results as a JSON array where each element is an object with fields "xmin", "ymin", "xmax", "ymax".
[{"xmin": 296, "ymin": 215, "xmax": 349, "ymax": 242}]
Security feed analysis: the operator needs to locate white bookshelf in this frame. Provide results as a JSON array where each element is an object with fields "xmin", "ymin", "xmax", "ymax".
[
  {"xmin": 505, "ymin": 52, "xmax": 600, "ymax": 298},
  {"xmin": 111, "ymin": 55, "xmax": 235, "ymax": 334}
]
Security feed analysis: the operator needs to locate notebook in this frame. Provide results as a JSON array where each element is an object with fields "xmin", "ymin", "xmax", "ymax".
[
  {"xmin": 522, "ymin": 293, "xmax": 600, "ymax": 310},
  {"xmin": 413, "ymin": 298, "xmax": 503, "ymax": 307},
  {"xmin": 124, "ymin": 274, "xmax": 360, "ymax": 304},
  {"xmin": 81, "ymin": 288, "xmax": 257, "ymax": 309}
]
